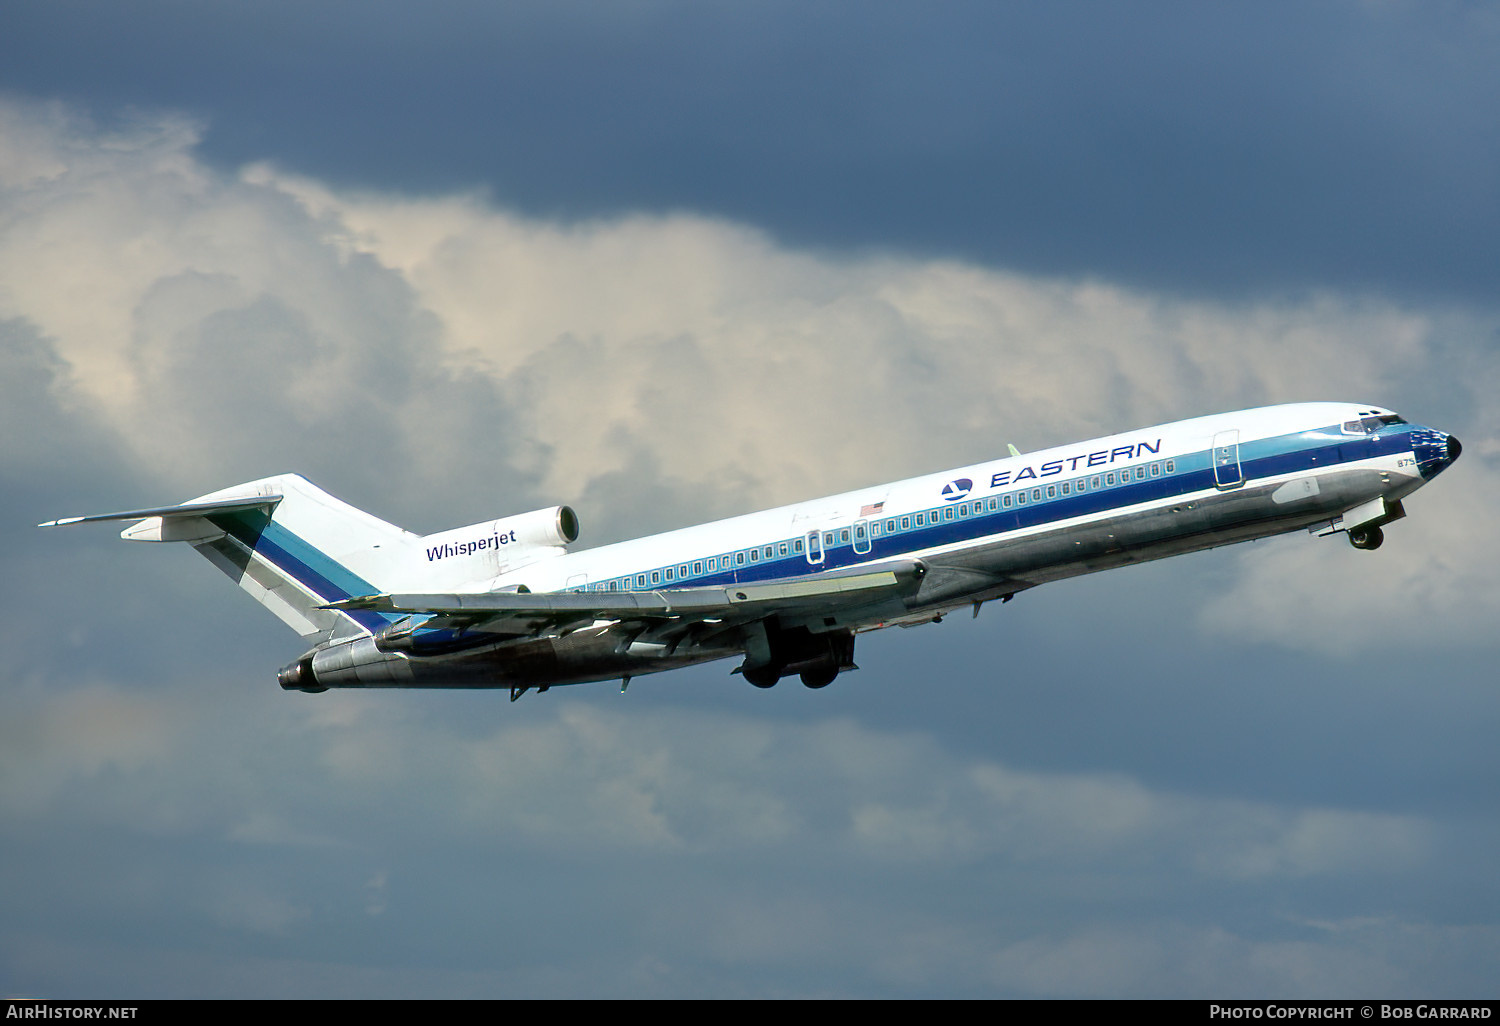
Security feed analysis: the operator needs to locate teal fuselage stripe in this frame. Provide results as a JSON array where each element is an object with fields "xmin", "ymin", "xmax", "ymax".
[{"xmin": 207, "ymin": 509, "xmax": 400, "ymax": 634}]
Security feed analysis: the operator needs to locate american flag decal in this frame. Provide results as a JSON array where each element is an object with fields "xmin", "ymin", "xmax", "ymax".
[{"xmin": 860, "ymin": 502, "xmax": 884, "ymax": 516}]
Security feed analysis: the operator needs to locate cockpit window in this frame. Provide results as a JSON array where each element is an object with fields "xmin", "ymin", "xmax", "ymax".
[{"xmin": 1344, "ymin": 413, "xmax": 1407, "ymax": 434}]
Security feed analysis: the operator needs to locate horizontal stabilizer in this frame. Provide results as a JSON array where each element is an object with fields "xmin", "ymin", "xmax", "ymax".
[
  {"xmin": 39, "ymin": 495, "xmax": 283, "ymax": 528},
  {"xmin": 38, "ymin": 473, "xmax": 419, "ymax": 644}
]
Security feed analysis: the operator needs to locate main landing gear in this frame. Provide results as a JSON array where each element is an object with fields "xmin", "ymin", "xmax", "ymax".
[
  {"xmin": 743, "ymin": 665, "xmax": 779, "ymax": 689},
  {"xmin": 798, "ymin": 665, "xmax": 839, "ymax": 689},
  {"xmin": 742, "ymin": 661, "xmax": 842, "ymax": 689},
  {"xmin": 1348, "ymin": 525, "xmax": 1384, "ymax": 550},
  {"xmin": 739, "ymin": 625, "xmax": 854, "ymax": 690}
]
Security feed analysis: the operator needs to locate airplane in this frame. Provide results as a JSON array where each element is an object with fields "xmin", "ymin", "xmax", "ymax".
[{"xmin": 41, "ymin": 402, "xmax": 1460, "ymax": 700}]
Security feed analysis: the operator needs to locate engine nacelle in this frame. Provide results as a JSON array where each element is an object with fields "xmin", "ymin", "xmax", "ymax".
[
  {"xmin": 423, "ymin": 505, "xmax": 578, "ymax": 554},
  {"xmin": 408, "ymin": 505, "xmax": 579, "ymax": 587},
  {"xmin": 279, "ymin": 636, "xmax": 416, "ymax": 691},
  {"xmin": 279, "ymin": 625, "xmax": 737, "ymax": 693}
]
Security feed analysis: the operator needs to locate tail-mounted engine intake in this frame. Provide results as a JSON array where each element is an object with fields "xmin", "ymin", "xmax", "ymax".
[{"xmin": 422, "ymin": 505, "xmax": 578, "ymax": 554}]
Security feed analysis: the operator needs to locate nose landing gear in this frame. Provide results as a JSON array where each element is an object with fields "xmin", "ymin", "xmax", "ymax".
[{"xmin": 1348, "ymin": 525, "xmax": 1384, "ymax": 550}]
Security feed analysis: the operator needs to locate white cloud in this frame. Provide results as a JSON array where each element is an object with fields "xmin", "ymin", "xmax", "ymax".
[
  {"xmin": 10, "ymin": 672, "xmax": 1428, "ymax": 880},
  {"xmin": 1197, "ymin": 460, "xmax": 1500, "ymax": 655},
  {"xmin": 4, "ymin": 95, "xmax": 1490, "ymax": 550},
  {"xmin": 2, "ymin": 657, "xmax": 1436, "ymax": 882},
  {"xmin": 3, "ymin": 96, "xmax": 1496, "ymax": 996},
  {"xmin": 0, "ymin": 645, "xmax": 1479, "ymax": 997}
]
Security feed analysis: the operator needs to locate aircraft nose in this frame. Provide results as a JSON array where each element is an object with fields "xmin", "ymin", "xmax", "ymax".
[{"xmin": 1413, "ymin": 426, "xmax": 1461, "ymax": 479}]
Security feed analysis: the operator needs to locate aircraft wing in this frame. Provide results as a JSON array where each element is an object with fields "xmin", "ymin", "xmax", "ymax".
[{"xmin": 324, "ymin": 558, "xmax": 929, "ymax": 640}]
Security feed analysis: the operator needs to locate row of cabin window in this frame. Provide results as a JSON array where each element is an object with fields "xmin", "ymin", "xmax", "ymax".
[
  {"xmin": 870, "ymin": 459, "xmax": 1177, "ymax": 538},
  {"xmin": 591, "ymin": 457, "xmax": 1177, "ymax": 592},
  {"xmin": 595, "ymin": 537, "xmax": 808, "ymax": 591}
]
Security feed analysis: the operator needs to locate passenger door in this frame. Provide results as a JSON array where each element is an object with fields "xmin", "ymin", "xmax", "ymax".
[{"xmin": 1212, "ymin": 430, "xmax": 1244, "ymax": 489}]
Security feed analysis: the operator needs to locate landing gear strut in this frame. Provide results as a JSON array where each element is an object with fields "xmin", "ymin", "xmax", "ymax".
[{"xmin": 1348, "ymin": 525, "xmax": 1384, "ymax": 550}]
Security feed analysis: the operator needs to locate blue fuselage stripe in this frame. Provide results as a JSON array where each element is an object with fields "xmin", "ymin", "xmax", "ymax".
[
  {"xmin": 597, "ymin": 423, "xmax": 1417, "ymax": 591},
  {"xmin": 234, "ymin": 422, "xmax": 1422, "ymax": 650},
  {"xmin": 251, "ymin": 524, "xmax": 399, "ymax": 634}
]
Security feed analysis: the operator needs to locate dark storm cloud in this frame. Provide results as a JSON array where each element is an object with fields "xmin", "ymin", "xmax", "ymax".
[{"xmin": 2, "ymin": 1, "xmax": 1497, "ymax": 304}]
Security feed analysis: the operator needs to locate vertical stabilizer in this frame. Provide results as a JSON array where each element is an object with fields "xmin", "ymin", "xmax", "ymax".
[
  {"xmin": 190, "ymin": 475, "xmax": 419, "ymax": 642},
  {"xmin": 46, "ymin": 474, "xmax": 414, "ymax": 644}
]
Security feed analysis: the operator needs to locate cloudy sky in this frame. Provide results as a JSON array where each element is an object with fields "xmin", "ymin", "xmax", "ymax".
[{"xmin": 2, "ymin": 1, "xmax": 1497, "ymax": 999}]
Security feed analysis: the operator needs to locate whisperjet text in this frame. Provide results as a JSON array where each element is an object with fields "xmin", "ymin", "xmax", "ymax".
[
  {"xmin": 988, "ymin": 438, "xmax": 1162, "ymax": 488},
  {"xmin": 426, "ymin": 529, "xmax": 521, "ymax": 562}
]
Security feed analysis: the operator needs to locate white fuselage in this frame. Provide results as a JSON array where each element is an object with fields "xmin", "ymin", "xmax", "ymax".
[
  {"xmin": 458, "ymin": 402, "xmax": 1431, "ymax": 600},
  {"xmin": 53, "ymin": 400, "xmax": 1460, "ymax": 694},
  {"xmin": 299, "ymin": 400, "xmax": 1454, "ymax": 692}
]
